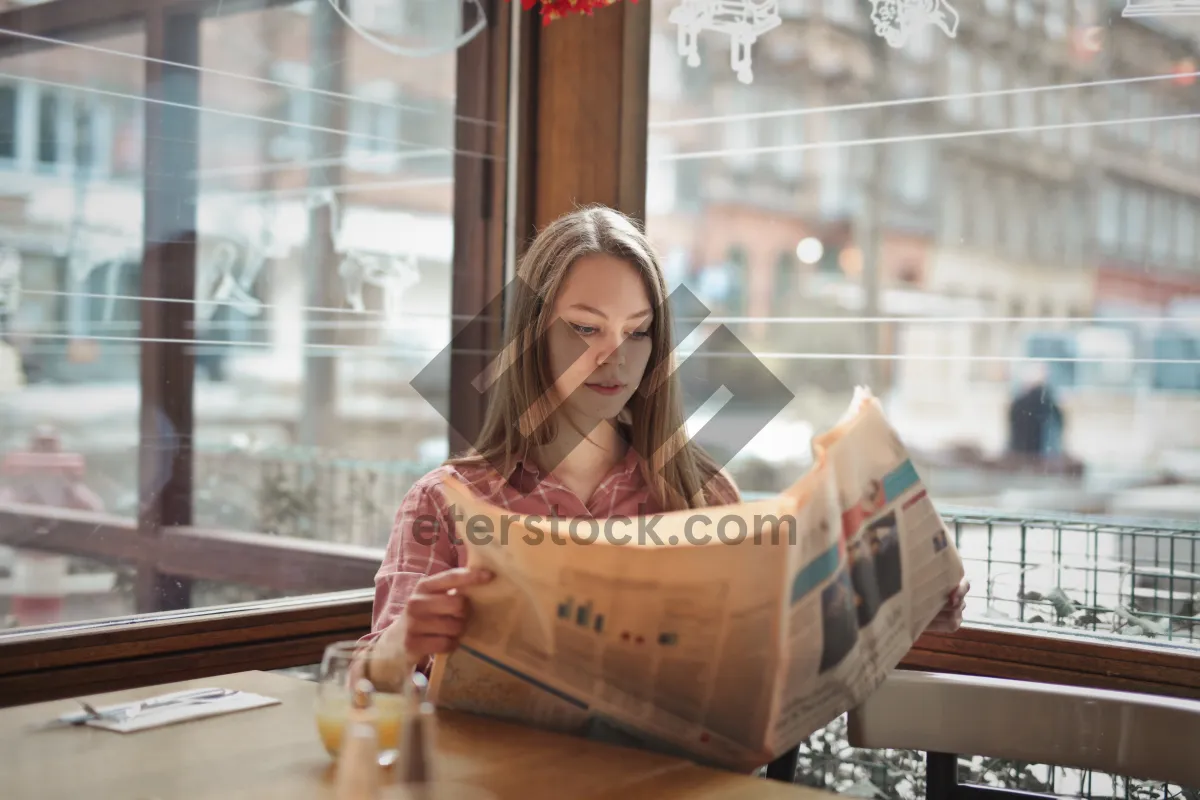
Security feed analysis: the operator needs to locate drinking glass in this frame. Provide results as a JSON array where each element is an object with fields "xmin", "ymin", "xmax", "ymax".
[{"xmin": 315, "ymin": 640, "xmax": 406, "ymax": 766}]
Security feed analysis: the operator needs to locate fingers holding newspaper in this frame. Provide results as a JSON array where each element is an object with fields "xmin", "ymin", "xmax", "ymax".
[
  {"xmin": 367, "ymin": 567, "xmax": 495, "ymax": 690},
  {"xmin": 404, "ymin": 567, "xmax": 495, "ymax": 658},
  {"xmin": 924, "ymin": 577, "xmax": 970, "ymax": 633}
]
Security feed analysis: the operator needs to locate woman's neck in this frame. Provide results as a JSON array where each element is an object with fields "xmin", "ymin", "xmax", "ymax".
[{"xmin": 532, "ymin": 414, "xmax": 627, "ymax": 499}]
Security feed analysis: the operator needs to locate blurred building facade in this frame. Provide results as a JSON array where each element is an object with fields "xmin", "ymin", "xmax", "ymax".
[{"xmin": 642, "ymin": 0, "xmax": 1200, "ymax": 482}]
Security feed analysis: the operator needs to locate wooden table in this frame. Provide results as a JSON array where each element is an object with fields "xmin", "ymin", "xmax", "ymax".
[{"xmin": 1, "ymin": 671, "xmax": 837, "ymax": 800}]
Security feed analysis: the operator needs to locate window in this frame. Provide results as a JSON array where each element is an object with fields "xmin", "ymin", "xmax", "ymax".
[
  {"xmin": 646, "ymin": 134, "xmax": 678, "ymax": 215},
  {"xmin": 349, "ymin": 0, "xmax": 403, "ymax": 34},
  {"xmin": 824, "ymin": 0, "xmax": 857, "ymax": 26},
  {"xmin": 941, "ymin": 173, "xmax": 965, "ymax": 245},
  {"xmin": 1179, "ymin": 118, "xmax": 1199, "ymax": 162},
  {"xmin": 892, "ymin": 139, "xmax": 932, "ymax": 206},
  {"xmin": 772, "ymin": 93, "xmax": 804, "ymax": 180},
  {"xmin": 1152, "ymin": 332, "xmax": 1200, "ymax": 391},
  {"xmin": 819, "ymin": 114, "xmax": 861, "ymax": 217},
  {"xmin": 1040, "ymin": 85, "xmax": 1063, "ymax": 149},
  {"xmin": 906, "ymin": 24, "xmax": 934, "ymax": 63},
  {"xmin": 0, "ymin": 27, "xmax": 147, "ymax": 629},
  {"xmin": 36, "ymin": 91, "xmax": 59, "ymax": 165},
  {"xmin": 1041, "ymin": 188, "xmax": 1066, "ymax": 263},
  {"xmin": 722, "ymin": 88, "xmax": 758, "ymax": 174},
  {"xmin": 267, "ymin": 61, "xmax": 312, "ymax": 160},
  {"xmin": 979, "ymin": 58, "xmax": 1005, "ymax": 128},
  {"xmin": 1122, "ymin": 186, "xmax": 1148, "ymax": 260},
  {"xmin": 1008, "ymin": 179, "xmax": 1031, "ymax": 258},
  {"xmin": 1128, "ymin": 87, "xmax": 1154, "ymax": 146},
  {"xmin": 0, "ymin": 83, "xmax": 16, "ymax": 160},
  {"xmin": 1150, "ymin": 191, "xmax": 1174, "ymax": 264},
  {"xmin": 399, "ymin": 0, "xmax": 457, "ymax": 39},
  {"xmin": 1044, "ymin": 0, "xmax": 1067, "ymax": 37},
  {"xmin": 974, "ymin": 188, "xmax": 997, "ymax": 248},
  {"xmin": 1106, "ymin": 84, "xmax": 1129, "ymax": 141},
  {"xmin": 1012, "ymin": 78, "xmax": 1036, "ymax": 138},
  {"xmin": 946, "ymin": 47, "xmax": 973, "ymax": 123},
  {"xmin": 0, "ymin": 0, "xmax": 484, "ymax": 633},
  {"xmin": 1096, "ymin": 182, "xmax": 1120, "ymax": 252},
  {"xmin": 779, "ymin": 0, "xmax": 811, "ymax": 17},
  {"xmin": 675, "ymin": 158, "xmax": 704, "ymax": 212},
  {"xmin": 346, "ymin": 82, "xmax": 401, "ymax": 172},
  {"xmin": 670, "ymin": 16, "xmax": 1200, "ymax": 681},
  {"xmin": 649, "ymin": 32, "xmax": 682, "ymax": 100},
  {"xmin": 723, "ymin": 245, "xmax": 749, "ymax": 316},
  {"xmin": 1155, "ymin": 112, "xmax": 1175, "ymax": 156},
  {"xmin": 772, "ymin": 251, "xmax": 798, "ymax": 315},
  {"xmin": 1070, "ymin": 97, "xmax": 1091, "ymax": 156},
  {"xmin": 1175, "ymin": 197, "xmax": 1196, "ymax": 265}
]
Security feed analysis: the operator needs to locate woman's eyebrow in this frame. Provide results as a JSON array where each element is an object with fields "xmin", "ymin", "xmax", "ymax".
[{"xmin": 568, "ymin": 303, "xmax": 653, "ymax": 321}]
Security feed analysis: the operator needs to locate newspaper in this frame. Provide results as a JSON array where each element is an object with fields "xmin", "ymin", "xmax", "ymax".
[{"xmin": 427, "ymin": 388, "xmax": 965, "ymax": 771}]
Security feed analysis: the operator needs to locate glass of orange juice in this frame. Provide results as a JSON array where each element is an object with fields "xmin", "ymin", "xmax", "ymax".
[{"xmin": 315, "ymin": 640, "xmax": 407, "ymax": 766}]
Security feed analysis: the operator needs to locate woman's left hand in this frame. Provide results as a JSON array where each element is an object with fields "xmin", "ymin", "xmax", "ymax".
[{"xmin": 925, "ymin": 577, "xmax": 970, "ymax": 634}]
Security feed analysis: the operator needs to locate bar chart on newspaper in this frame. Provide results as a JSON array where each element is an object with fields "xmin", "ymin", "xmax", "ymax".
[{"xmin": 428, "ymin": 388, "xmax": 965, "ymax": 770}]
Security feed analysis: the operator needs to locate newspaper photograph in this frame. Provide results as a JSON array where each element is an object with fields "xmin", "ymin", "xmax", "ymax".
[{"xmin": 427, "ymin": 388, "xmax": 966, "ymax": 771}]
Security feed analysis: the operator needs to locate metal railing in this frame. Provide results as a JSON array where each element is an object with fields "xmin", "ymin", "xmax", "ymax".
[{"xmin": 939, "ymin": 507, "xmax": 1200, "ymax": 647}]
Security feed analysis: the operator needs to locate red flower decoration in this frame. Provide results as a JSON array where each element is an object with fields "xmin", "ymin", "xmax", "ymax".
[{"xmin": 510, "ymin": 0, "xmax": 638, "ymax": 26}]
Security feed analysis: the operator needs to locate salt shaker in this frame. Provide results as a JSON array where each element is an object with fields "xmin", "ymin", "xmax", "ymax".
[
  {"xmin": 396, "ymin": 671, "xmax": 436, "ymax": 785},
  {"xmin": 335, "ymin": 678, "xmax": 381, "ymax": 800}
]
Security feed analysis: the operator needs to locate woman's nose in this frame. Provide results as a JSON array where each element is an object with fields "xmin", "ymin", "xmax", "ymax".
[{"xmin": 596, "ymin": 333, "xmax": 626, "ymax": 366}]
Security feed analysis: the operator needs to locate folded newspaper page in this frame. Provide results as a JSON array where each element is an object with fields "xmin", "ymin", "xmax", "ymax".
[{"xmin": 428, "ymin": 388, "xmax": 965, "ymax": 770}]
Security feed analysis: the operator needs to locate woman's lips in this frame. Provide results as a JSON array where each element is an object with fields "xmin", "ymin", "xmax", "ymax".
[{"xmin": 585, "ymin": 382, "xmax": 625, "ymax": 396}]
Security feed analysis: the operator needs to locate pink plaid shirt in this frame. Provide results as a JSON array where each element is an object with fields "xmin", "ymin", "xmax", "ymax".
[{"xmin": 367, "ymin": 447, "xmax": 736, "ymax": 645}]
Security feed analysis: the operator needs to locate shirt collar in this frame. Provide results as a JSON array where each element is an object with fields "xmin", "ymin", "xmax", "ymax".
[{"xmin": 509, "ymin": 435, "xmax": 641, "ymax": 481}]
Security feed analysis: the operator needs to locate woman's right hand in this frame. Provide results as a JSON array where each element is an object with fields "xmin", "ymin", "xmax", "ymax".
[{"xmin": 401, "ymin": 567, "xmax": 494, "ymax": 664}]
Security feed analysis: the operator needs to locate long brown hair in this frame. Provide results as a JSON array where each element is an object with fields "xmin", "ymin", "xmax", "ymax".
[{"xmin": 447, "ymin": 205, "xmax": 737, "ymax": 512}]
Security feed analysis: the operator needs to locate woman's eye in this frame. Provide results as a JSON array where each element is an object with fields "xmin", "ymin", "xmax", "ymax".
[
  {"xmin": 570, "ymin": 323, "xmax": 598, "ymax": 336},
  {"xmin": 629, "ymin": 329, "xmax": 650, "ymax": 340}
]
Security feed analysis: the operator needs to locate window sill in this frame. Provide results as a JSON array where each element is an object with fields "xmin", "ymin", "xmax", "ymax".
[{"xmin": 0, "ymin": 590, "xmax": 372, "ymax": 708}]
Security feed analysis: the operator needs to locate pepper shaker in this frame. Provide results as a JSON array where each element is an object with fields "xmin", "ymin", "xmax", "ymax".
[{"xmin": 396, "ymin": 671, "xmax": 436, "ymax": 785}]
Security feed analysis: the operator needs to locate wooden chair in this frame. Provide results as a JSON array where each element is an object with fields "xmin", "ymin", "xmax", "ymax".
[{"xmin": 843, "ymin": 670, "xmax": 1200, "ymax": 799}]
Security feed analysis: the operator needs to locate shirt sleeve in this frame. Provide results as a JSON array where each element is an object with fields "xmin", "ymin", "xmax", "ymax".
[{"xmin": 363, "ymin": 478, "xmax": 459, "ymax": 643}]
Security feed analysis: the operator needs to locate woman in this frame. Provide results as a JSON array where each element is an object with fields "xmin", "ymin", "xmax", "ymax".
[{"xmin": 362, "ymin": 206, "xmax": 967, "ymax": 691}]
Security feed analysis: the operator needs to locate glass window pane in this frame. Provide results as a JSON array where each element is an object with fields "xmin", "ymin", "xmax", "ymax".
[
  {"xmin": 1013, "ymin": 79, "xmax": 1036, "ymax": 138},
  {"xmin": 0, "ymin": 83, "xmax": 16, "ymax": 160},
  {"xmin": 189, "ymin": 0, "xmax": 460, "ymax": 603},
  {"xmin": 36, "ymin": 91, "xmax": 58, "ymax": 165},
  {"xmin": 1150, "ymin": 191, "xmax": 1174, "ymax": 263},
  {"xmin": 1097, "ymin": 181, "xmax": 1120, "ymax": 252},
  {"xmin": 0, "ymin": 25, "xmax": 146, "ymax": 628},
  {"xmin": 0, "ymin": 0, "xmax": 480, "ymax": 624},
  {"xmin": 643, "ymin": 0, "xmax": 1200, "ymax": 671},
  {"xmin": 980, "ymin": 58, "xmax": 1005, "ymax": 127},
  {"xmin": 1176, "ymin": 197, "xmax": 1196, "ymax": 264},
  {"xmin": 1122, "ymin": 186, "xmax": 1147, "ymax": 259}
]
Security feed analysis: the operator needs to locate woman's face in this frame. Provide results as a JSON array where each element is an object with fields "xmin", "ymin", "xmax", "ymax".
[{"xmin": 544, "ymin": 254, "xmax": 655, "ymax": 426}]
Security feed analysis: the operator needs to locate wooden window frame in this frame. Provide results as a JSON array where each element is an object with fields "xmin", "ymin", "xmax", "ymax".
[{"xmin": 1, "ymin": 0, "xmax": 1199, "ymax": 711}]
